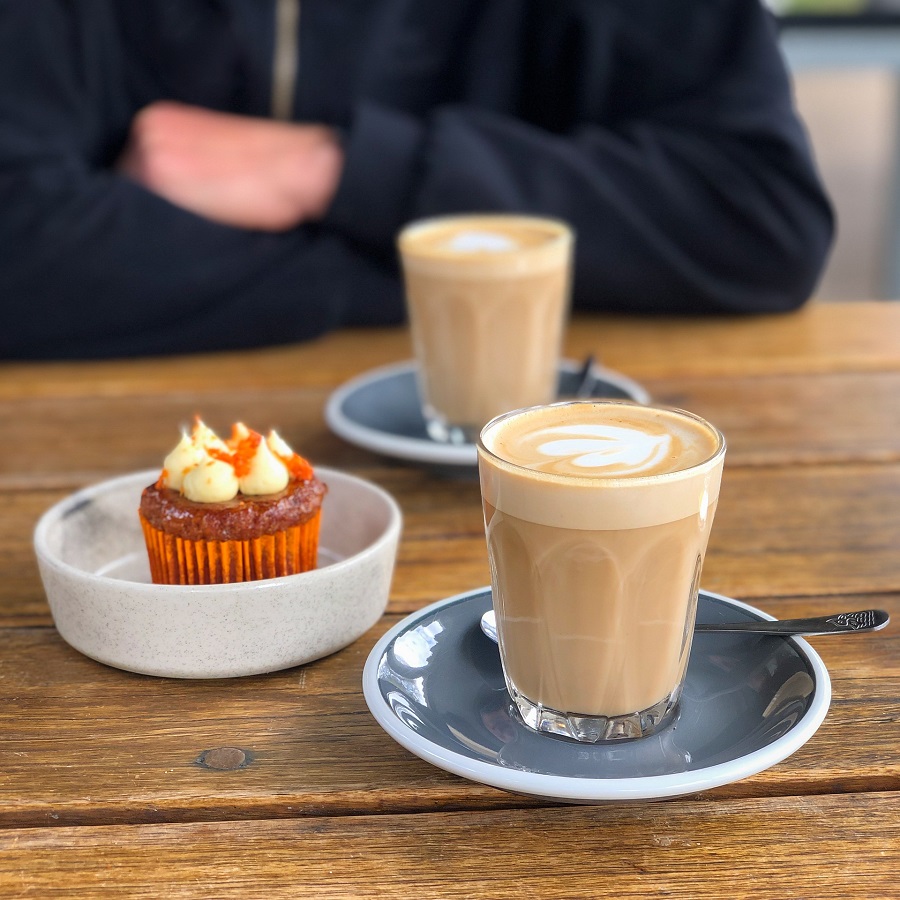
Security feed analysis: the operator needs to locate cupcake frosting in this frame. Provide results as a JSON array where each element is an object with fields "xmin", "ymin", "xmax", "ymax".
[{"xmin": 158, "ymin": 419, "xmax": 313, "ymax": 503}]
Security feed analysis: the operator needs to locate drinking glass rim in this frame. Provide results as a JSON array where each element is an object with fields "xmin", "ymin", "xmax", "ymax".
[
  {"xmin": 476, "ymin": 399, "xmax": 726, "ymax": 486},
  {"xmin": 397, "ymin": 213, "xmax": 574, "ymax": 253}
]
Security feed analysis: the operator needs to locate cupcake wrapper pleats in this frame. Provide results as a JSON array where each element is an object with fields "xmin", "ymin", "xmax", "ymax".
[{"xmin": 139, "ymin": 511, "xmax": 321, "ymax": 584}]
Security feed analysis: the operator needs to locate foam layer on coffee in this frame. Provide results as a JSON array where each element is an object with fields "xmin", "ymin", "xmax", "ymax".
[
  {"xmin": 399, "ymin": 215, "xmax": 570, "ymax": 278},
  {"xmin": 488, "ymin": 403, "xmax": 717, "ymax": 477},
  {"xmin": 478, "ymin": 401, "xmax": 725, "ymax": 530}
]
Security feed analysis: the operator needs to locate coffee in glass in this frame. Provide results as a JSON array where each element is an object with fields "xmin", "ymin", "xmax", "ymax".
[
  {"xmin": 398, "ymin": 214, "xmax": 573, "ymax": 444},
  {"xmin": 477, "ymin": 400, "xmax": 726, "ymax": 742}
]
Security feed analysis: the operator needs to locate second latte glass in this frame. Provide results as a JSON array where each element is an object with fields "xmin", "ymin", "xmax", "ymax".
[
  {"xmin": 477, "ymin": 400, "xmax": 726, "ymax": 743},
  {"xmin": 398, "ymin": 214, "xmax": 574, "ymax": 444}
]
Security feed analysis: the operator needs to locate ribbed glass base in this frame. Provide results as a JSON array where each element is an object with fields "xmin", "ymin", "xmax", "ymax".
[{"xmin": 509, "ymin": 684, "xmax": 681, "ymax": 743}]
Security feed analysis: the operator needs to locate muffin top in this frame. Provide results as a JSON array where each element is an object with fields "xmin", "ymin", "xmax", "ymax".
[{"xmin": 140, "ymin": 419, "xmax": 326, "ymax": 541}]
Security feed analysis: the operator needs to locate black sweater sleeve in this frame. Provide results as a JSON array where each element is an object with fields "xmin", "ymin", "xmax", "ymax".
[
  {"xmin": 0, "ymin": 1, "xmax": 404, "ymax": 360},
  {"xmin": 326, "ymin": 0, "xmax": 834, "ymax": 316},
  {"xmin": 1, "ymin": 1, "xmax": 833, "ymax": 360}
]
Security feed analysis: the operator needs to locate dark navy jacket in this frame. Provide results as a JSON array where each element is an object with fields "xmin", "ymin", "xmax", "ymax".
[{"xmin": 0, "ymin": 0, "xmax": 833, "ymax": 358}]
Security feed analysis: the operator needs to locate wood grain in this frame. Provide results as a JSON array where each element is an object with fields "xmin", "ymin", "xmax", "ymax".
[
  {"xmin": 564, "ymin": 302, "xmax": 900, "ymax": 378},
  {"xmin": 645, "ymin": 371, "xmax": 900, "ymax": 466},
  {"xmin": 3, "ymin": 302, "xmax": 900, "ymax": 403},
  {"xmin": 2, "ymin": 304, "xmax": 899, "ymax": 898},
  {"xmin": 1, "ymin": 793, "xmax": 898, "ymax": 898},
  {"xmin": 0, "ymin": 588, "xmax": 896, "ymax": 828},
  {"xmin": 5, "ymin": 463, "xmax": 899, "ymax": 628},
  {"xmin": 3, "ymin": 370, "xmax": 900, "ymax": 492}
]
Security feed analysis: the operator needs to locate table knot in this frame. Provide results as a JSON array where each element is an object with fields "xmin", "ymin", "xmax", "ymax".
[{"xmin": 196, "ymin": 747, "xmax": 251, "ymax": 770}]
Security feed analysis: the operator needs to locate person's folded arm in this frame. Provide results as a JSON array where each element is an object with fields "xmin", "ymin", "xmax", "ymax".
[
  {"xmin": 326, "ymin": 0, "xmax": 834, "ymax": 315},
  {"xmin": 0, "ymin": 4, "xmax": 402, "ymax": 360},
  {"xmin": 1, "ymin": 165, "xmax": 404, "ymax": 360}
]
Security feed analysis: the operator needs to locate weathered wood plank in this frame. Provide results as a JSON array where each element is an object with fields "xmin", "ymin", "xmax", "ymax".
[
  {"xmin": 0, "ymin": 793, "xmax": 898, "ymax": 898},
  {"xmin": 645, "ymin": 371, "xmax": 900, "ymax": 466},
  {"xmin": 0, "ymin": 586, "xmax": 896, "ymax": 829},
  {"xmin": 565, "ymin": 302, "xmax": 900, "ymax": 378},
  {"xmin": 3, "ymin": 371, "xmax": 900, "ymax": 489},
  {"xmin": 5, "ymin": 464, "xmax": 900, "ymax": 628},
  {"xmin": 1, "ymin": 304, "xmax": 898, "ymax": 897},
  {"xmin": 3, "ymin": 303, "xmax": 900, "ymax": 404}
]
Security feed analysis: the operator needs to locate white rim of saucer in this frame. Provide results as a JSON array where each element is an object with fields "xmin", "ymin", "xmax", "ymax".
[
  {"xmin": 325, "ymin": 359, "xmax": 651, "ymax": 467},
  {"xmin": 362, "ymin": 587, "xmax": 832, "ymax": 802}
]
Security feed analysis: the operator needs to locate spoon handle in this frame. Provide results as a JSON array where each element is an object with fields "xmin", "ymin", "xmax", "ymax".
[
  {"xmin": 575, "ymin": 353, "xmax": 597, "ymax": 398},
  {"xmin": 694, "ymin": 609, "xmax": 890, "ymax": 636},
  {"xmin": 479, "ymin": 608, "xmax": 889, "ymax": 644}
]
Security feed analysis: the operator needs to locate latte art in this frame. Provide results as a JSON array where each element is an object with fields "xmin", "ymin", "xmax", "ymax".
[
  {"xmin": 535, "ymin": 424, "xmax": 672, "ymax": 474},
  {"xmin": 484, "ymin": 403, "xmax": 719, "ymax": 481},
  {"xmin": 444, "ymin": 230, "xmax": 519, "ymax": 254},
  {"xmin": 479, "ymin": 401, "xmax": 726, "ymax": 530}
]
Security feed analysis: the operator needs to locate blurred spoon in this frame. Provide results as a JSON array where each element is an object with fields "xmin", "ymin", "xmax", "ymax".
[
  {"xmin": 574, "ymin": 353, "xmax": 597, "ymax": 398},
  {"xmin": 479, "ymin": 608, "xmax": 889, "ymax": 643}
]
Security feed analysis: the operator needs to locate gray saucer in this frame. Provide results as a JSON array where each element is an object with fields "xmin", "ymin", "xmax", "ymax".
[
  {"xmin": 324, "ymin": 359, "xmax": 650, "ymax": 468},
  {"xmin": 362, "ymin": 588, "xmax": 831, "ymax": 802}
]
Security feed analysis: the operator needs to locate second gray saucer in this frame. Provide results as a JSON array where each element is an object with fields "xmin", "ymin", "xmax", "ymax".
[{"xmin": 325, "ymin": 359, "xmax": 650, "ymax": 468}]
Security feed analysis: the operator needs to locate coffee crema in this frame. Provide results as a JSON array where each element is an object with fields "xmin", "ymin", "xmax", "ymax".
[
  {"xmin": 485, "ymin": 402, "xmax": 719, "ymax": 477},
  {"xmin": 398, "ymin": 215, "xmax": 569, "ymax": 276},
  {"xmin": 479, "ymin": 401, "xmax": 724, "ymax": 530}
]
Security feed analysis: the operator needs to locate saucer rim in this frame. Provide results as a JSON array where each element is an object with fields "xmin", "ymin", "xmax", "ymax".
[
  {"xmin": 362, "ymin": 587, "xmax": 832, "ymax": 802},
  {"xmin": 324, "ymin": 359, "xmax": 651, "ymax": 467}
]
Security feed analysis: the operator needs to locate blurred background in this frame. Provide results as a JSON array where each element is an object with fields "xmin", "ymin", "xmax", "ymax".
[{"xmin": 771, "ymin": 0, "xmax": 900, "ymax": 299}]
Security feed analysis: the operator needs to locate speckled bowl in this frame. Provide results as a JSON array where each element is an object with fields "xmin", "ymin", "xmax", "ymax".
[{"xmin": 34, "ymin": 468, "xmax": 402, "ymax": 679}]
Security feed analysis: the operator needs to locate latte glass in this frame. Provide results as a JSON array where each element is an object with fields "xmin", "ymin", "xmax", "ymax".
[
  {"xmin": 397, "ymin": 214, "xmax": 573, "ymax": 444},
  {"xmin": 477, "ymin": 400, "xmax": 726, "ymax": 743}
]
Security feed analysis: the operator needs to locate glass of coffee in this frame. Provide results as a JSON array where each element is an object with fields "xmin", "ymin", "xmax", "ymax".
[
  {"xmin": 477, "ymin": 400, "xmax": 726, "ymax": 743},
  {"xmin": 397, "ymin": 214, "xmax": 574, "ymax": 444}
]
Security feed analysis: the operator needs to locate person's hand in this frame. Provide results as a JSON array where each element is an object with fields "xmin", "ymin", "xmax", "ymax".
[{"xmin": 117, "ymin": 101, "xmax": 345, "ymax": 231}]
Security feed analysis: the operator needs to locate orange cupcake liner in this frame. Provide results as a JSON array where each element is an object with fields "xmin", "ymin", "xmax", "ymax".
[{"xmin": 139, "ymin": 511, "xmax": 321, "ymax": 585}]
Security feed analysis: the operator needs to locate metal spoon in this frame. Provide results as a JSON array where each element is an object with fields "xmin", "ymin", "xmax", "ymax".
[
  {"xmin": 479, "ymin": 608, "xmax": 889, "ymax": 643},
  {"xmin": 574, "ymin": 353, "xmax": 597, "ymax": 398}
]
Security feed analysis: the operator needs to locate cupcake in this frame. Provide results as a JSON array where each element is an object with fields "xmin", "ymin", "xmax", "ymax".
[{"xmin": 139, "ymin": 420, "xmax": 327, "ymax": 585}]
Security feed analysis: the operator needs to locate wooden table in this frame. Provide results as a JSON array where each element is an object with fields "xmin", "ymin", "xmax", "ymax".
[{"xmin": 2, "ymin": 301, "xmax": 899, "ymax": 897}]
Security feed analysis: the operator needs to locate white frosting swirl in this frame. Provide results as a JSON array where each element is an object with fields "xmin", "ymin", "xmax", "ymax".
[
  {"xmin": 267, "ymin": 429, "xmax": 294, "ymax": 462},
  {"xmin": 161, "ymin": 432, "xmax": 204, "ymax": 492},
  {"xmin": 182, "ymin": 457, "xmax": 240, "ymax": 503},
  {"xmin": 158, "ymin": 419, "xmax": 306, "ymax": 502},
  {"xmin": 239, "ymin": 435, "xmax": 290, "ymax": 495}
]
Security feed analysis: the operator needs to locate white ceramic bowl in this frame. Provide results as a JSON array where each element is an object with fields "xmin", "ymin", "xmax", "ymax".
[{"xmin": 34, "ymin": 468, "xmax": 402, "ymax": 678}]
